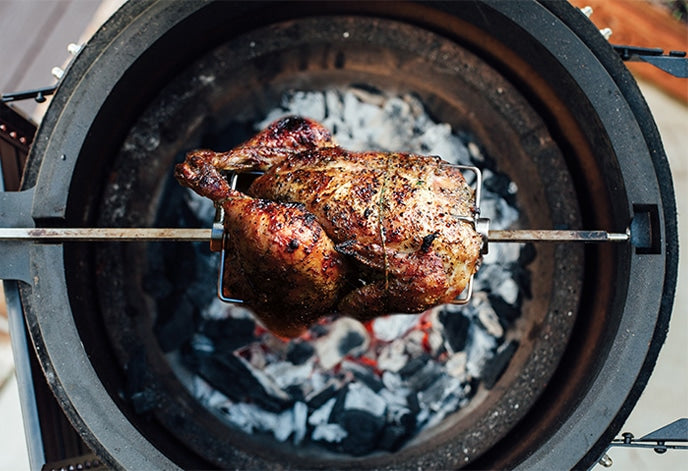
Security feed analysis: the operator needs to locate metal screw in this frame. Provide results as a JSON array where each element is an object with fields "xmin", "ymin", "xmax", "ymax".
[
  {"xmin": 600, "ymin": 28, "xmax": 613, "ymax": 40},
  {"xmin": 52, "ymin": 67, "xmax": 65, "ymax": 80},
  {"xmin": 581, "ymin": 6, "xmax": 594, "ymax": 17},
  {"xmin": 67, "ymin": 43, "xmax": 83, "ymax": 55},
  {"xmin": 654, "ymin": 441, "xmax": 667, "ymax": 454},
  {"xmin": 622, "ymin": 432, "xmax": 634, "ymax": 444},
  {"xmin": 597, "ymin": 452, "xmax": 613, "ymax": 467}
]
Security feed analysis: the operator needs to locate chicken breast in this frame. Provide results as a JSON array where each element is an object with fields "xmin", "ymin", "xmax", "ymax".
[{"xmin": 175, "ymin": 116, "xmax": 482, "ymax": 337}]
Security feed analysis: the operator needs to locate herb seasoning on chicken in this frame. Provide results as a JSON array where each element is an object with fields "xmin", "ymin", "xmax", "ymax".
[{"xmin": 175, "ymin": 116, "xmax": 483, "ymax": 337}]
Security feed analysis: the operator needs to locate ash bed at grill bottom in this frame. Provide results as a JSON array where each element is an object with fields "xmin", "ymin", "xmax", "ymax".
[{"xmin": 138, "ymin": 88, "xmax": 531, "ymax": 456}]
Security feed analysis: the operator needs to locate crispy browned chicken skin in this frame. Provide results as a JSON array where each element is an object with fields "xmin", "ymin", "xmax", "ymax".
[{"xmin": 175, "ymin": 116, "xmax": 482, "ymax": 337}]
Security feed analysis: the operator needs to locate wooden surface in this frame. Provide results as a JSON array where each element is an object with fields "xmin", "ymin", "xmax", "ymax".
[
  {"xmin": 0, "ymin": 0, "xmax": 102, "ymax": 118},
  {"xmin": 570, "ymin": 0, "xmax": 688, "ymax": 104}
]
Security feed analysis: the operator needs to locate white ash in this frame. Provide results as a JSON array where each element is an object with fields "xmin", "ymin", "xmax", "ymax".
[
  {"xmin": 372, "ymin": 314, "xmax": 421, "ymax": 342},
  {"xmin": 264, "ymin": 359, "xmax": 315, "ymax": 390},
  {"xmin": 344, "ymin": 383, "xmax": 387, "ymax": 418},
  {"xmin": 313, "ymin": 317, "xmax": 371, "ymax": 370},
  {"xmin": 465, "ymin": 323, "xmax": 499, "ymax": 379},
  {"xmin": 312, "ymin": 423, "xmax": 348, "ymax": 443},
  {"xmin": 174, "ymin": 87, "xmax": 529, "ymax": 454},
  {"xmin": 377, "ymin": 339, "xmax": 409, "ymax": 373},
  {"xmin": 445, "ymin": 352, "xmax": 468, "ymax": 379},
  {"xmin": 259, "ymin": 89, "xmax": 468, "ymax": 162},
  {"xmin": 472, "ymin": 293, "xmax": 504, "ymax": 338},
  {"xmin": 309, "ymin": 397, "xmax": 337, "ymax": 426}
]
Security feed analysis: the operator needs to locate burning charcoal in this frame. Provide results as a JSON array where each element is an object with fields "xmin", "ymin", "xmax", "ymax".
[
  {"xmin": 378, "ymin": 395, "xmax": 417, "ymax": 452},
  {"xmin": 307, "ymin": 372, "xmax": 330, "ymax": 398},
  {"xmin": 312, "ymin": 423, "xmax": 348, "ymax": 444},
  {"xmin": 403, "ymin": 329, "xmax": 428, "ymax": 357},
  {"xmin": 467, "ymin": 139, "xmax": 485, "ymax": 163},
  {"xmin": 398, "ymin": 353, "xmax": 432, "ymax": 379},
  {"xmin": 309, "ymin": 397, "xmax": 337, "ymax": 427},
  {"xmin": 445, "ymin": 351, "xmax": 468, "ymax": 379},
  {"xmin": 378, "ymin": 424, "xmax": 409, "ymax": 452},
  {"xmin": 309, "ymin": 323, "xmax": 329, "ymax": 339},
  {"xmin": 484, "ymin": 170, "xmax": 518, "ymax": 205},
  {"xmin": 200, "ymin": 316, "xmax": 255, "ymax": 353},
  {"xmin": 338, "ymin": 330, "xmax": 366, "ymax": 357},
  {"xmin": 200, "ymin": 315, "xmax": 255, "ymax": 339},
  {"xmin": 387, "ymin": 402, "xmax": 416, "ymax": 432},
  {"xmin": 439, "ymin": 309, "xmax": 470, "ymax": 354},
  {"xmin": 292, "ymin": 401, "xmax": 308, "ymax": 445},
  {"xmin": 307, "ymin": 383, "xmax": 339, "ymax": 410},
  {"xmin": 193, "ymin": 375, "xmax": 223, "ymax": 404},
  {"xmin": 372, "ymin": 314, "xmax": 420, "ymax": 342},
  {"xmin": 406, "ymin": 391, "xmax": 421, "ymax": 417},
  {"xmin": 480, "ymin": 196, "xmax": 520, "ymax": 230},
  {"xmin": 495, "ymin": 277, "xmax": 519, "ymax": 306},
  {"xmin": 264, "ymin": 360, "xmax": 314, "ymax": 390},
  {"xmin": 488, "ymin": 294, "xmax": 521, "ymax": 324},
  {"xmin": 343, "ymin": 382, "xmax": 387, "ymax": 417},
  {"xmin": 266, "ymin": 401, "xmax": 308, "ymax": 444},
  {"xmin": 172, "ymin": 88, "xmax": 529, "ymax": 456},
  {"xmin": 286, "ymin": 340, "xmax": 315, "ymax": 365},
  {"xmin": 185, "ymin": 248, "xmax": 221, "ymax": 311},
  {"xmin": 329, "ymin": 383, "xmax": 387, "ymax": 448},
  {"xmin": 349, "ymin": 83, "xmax": 386, "ymax": 106},
  {"xmin": 341, "ymin": 360, "xmax": 384, "ymax": 392},
  {"xmin": 481, "ymin": 240, "xmax": 521, "ymax": 267},
  {"xmin": 223, "ymin": 402, "xmax": 284, "ymax": 437},
  {"xmin": 154, "ymin": 294, "xmax": 195, "ymax": 353},
  {"xmin": 274, "ymin": 409, "xmax": 295, "ymax": 442},
  {"xmin": 381, "ymin": 371, "xmax": 403, "ymax": 392},
  {"xmin": 403, "ymin": 361, "xmax": 443, "ymax": 392},
  {"xmin": 285, "ymin": 385, "xmax": 305, "ymax": 402},
  {"xmin": 314, "ymin": 317, "xmax": 370, "ymax": 369},
  {"xmin": 417, "ymin": 123, "xmax": 470, "ymax": 165},
  {"xmin": 189, "ymin": 333, "xmax": 214, "ymax": 355},
  {"xmin": 241, "ymin": 342, "xmax": 267, "ymax": 370},
  {"xmin": 426, "ymin": 325, "xmax": 445, "ymax": 356},
  {"xmin": 378, "ymin": 339, "xmax": 409, "ymax": 373},
  {"xmin": 473, "ymin": 293, "xmax": 504, "ymax": 339},
  {"xmin": 335, "ymin": 409, "xmax": 386, "ymax": 456},
  {"xmin": 205, "ymin": 389, "xmax": 231, "ymax": 409},
  {"xmin": 482, "ymin": 340, "xmax": 519, "ymax": 389},
  {"xmin": 195, "ymin": 352, "xmax": 291, "ymax": 412},
  {"xmin": 418, "ymin": 375, "xmax": 464, "ymax": 413},
  {"xmin": 379, "ymin": 390, "xmax": 416, "ymax": 450},
  {"xmin": 465, "ymin": 324, "xmax": 498, "ymax": 379}
]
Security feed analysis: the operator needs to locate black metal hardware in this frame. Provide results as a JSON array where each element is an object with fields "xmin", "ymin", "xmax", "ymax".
[
  {"xmin": 1, "ymin": 85, "xmax": 57, "ymax": 104},
  {"xmin": 613, "ymin": 44, "xmax": 688, "ymax": 78},
  {"xmin": 598, "ymin": 419, "xmax": 688, "ymax": 467}
]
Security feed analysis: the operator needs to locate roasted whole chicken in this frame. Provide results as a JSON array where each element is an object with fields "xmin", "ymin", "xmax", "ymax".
[{"xmin": 175, "ymin": 116, "xmax": 483, "ymax": 337}]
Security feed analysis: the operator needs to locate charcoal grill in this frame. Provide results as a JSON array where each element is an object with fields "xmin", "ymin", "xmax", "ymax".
[{"xmin": 0, "ymin": 1, "xmax": 678, "ymax": 470}]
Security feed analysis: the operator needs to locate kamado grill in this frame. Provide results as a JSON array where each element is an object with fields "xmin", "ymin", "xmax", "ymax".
[{"xmin": 0, "ymin": 1, "xmax": 680, "ymax": 470}]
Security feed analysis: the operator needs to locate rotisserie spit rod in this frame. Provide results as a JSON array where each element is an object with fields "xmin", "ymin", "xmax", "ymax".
[{"xmin": 0, "ymin": 227, "xmax": 629, "ymax": 243}]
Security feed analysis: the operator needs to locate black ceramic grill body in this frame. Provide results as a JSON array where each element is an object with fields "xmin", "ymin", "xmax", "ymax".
[{"xmin": 13, "ymin": 1, "xmax": 677, "ymax": 470}]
